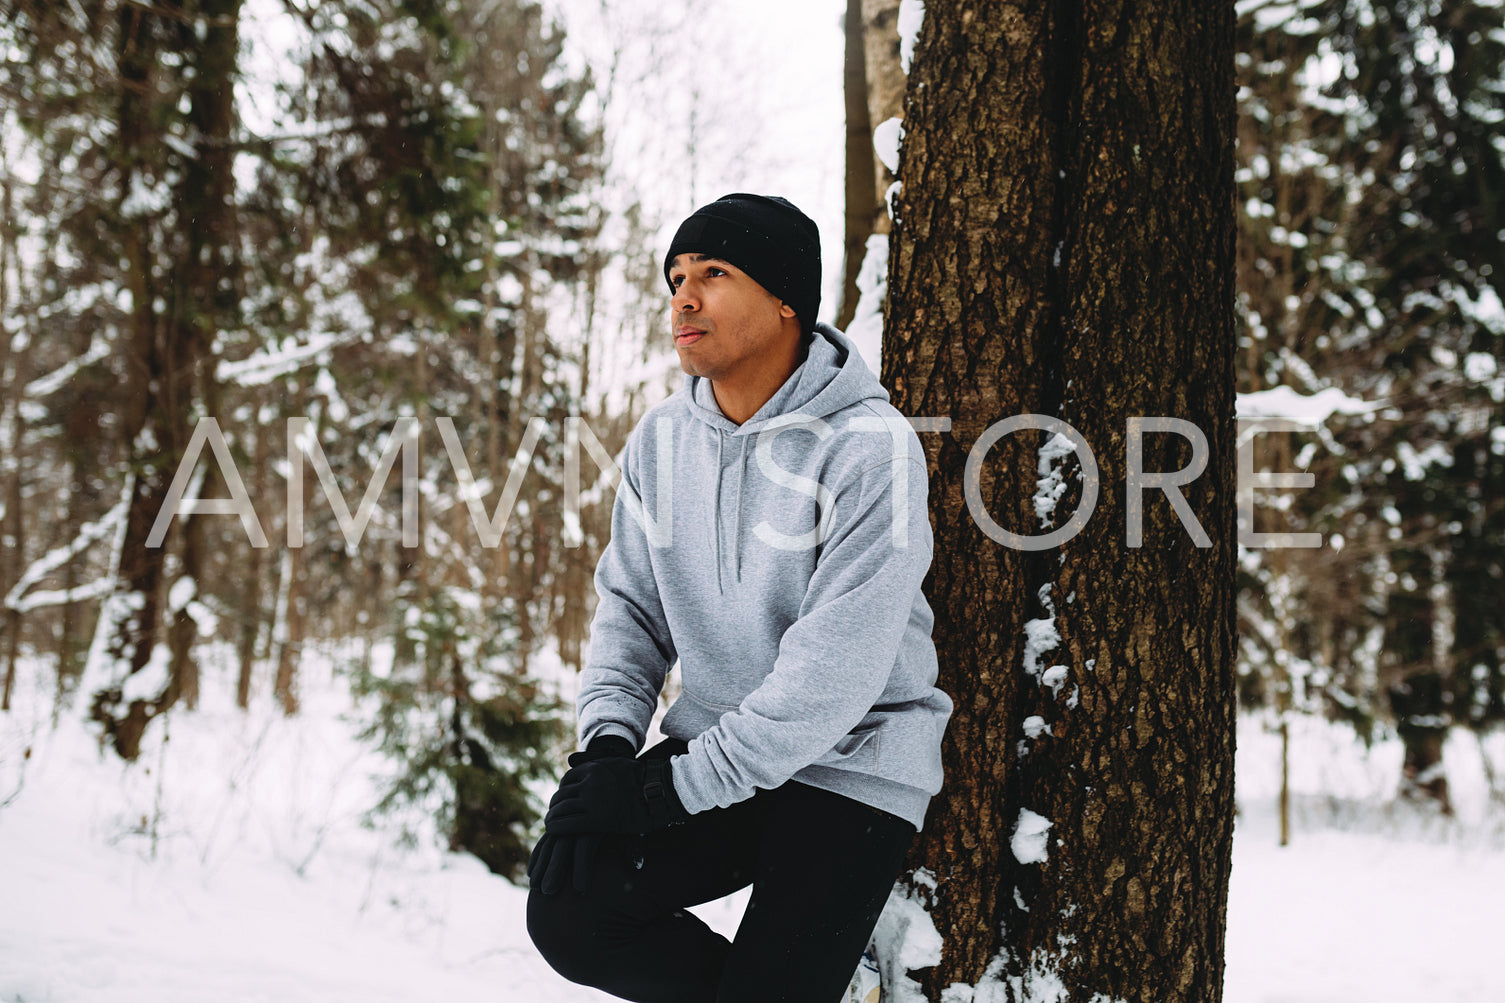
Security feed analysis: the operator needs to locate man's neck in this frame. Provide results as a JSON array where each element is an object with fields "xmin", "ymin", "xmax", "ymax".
[
  {"xmin": 711, "ymin": 381, "xmax": 778, "ymax": 426},
  {"xmin": 711, "ymin": 331, "xmax": 812, "ymax": 426}
]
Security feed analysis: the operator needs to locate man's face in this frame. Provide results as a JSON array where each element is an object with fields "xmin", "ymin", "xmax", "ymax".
[{"xmin": 668, "ymin": 253, "xmax": 799, "ymax": 387}]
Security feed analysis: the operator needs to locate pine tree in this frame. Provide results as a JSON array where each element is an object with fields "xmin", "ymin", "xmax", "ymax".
[
  {"xmin": 352, "ymin": 584, "xmax": 567, "ymax": 878},
  {"xmin": 0, "ymin": 0, "xmax": 245, "ymax": 756},
  {"xmin": 1233, "ymin": 0, "xmax": 1505, "ymax": 809},
  {"xmin": 270, "ymin": 0, "xmax": 604, "ymax": 873}
]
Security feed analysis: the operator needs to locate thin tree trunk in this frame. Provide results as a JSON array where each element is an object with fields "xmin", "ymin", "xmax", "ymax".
[
  {"xmin": 0, "ymin": 438, "xmax": 21, "ymax": 712},
  {"xmin": 885, "ymin": 2, "xmax": 1237, "ymax": 999},
  {"xmin": 236, "ymin": 391, "xmax": 269, "ymax": 710},
  {"xmin": 274, "ymin": 443, "xmax": 308, "ymax": 717},
  {"xmin": 508, "ymin": 265, "xmax": 545, "ymax": 672},
  {"xmin": 488, "ymin": 304, "xmax": 514, "ymax": 604},
  {"xmin": 1279, "ymin": 717, "xmax": 1291, "ymax": 846},
  {"xmin": 1390, "ymin": 670, "xmax": 1452, "ymax": 813},
  {"xmin": 272, "ymin": 545, "xmax": 304, "ymax": 716},
  {"xmin": 862, "ymin": 0, "xmax": 905, "ymax": 234},
  {"xmin": 56, "ymin": 454, "xmax": 89, "ymax": 725},
  {"xmin": 165, "ymin": 505, "xmax": 203, "ymax": 711},
  {"xmin": 0, "ymin": 613, "xmax": 17, "ymax": 713},
  {"xmin": 0, "ymin": 159, "xmax": 26, "ymax": 712},
  {"xmin": 1267, "ymin": 440, "xmax": 1295, "ymax": 847},
  {"xmin": 838, "ymin": 0, "xmax": 876, "ymax": 330}
]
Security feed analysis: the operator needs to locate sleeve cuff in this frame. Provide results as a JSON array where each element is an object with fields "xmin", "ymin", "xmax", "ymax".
[
  {"xmin": 580, "ymin": 723, "xmax": 640, "ymax": 750},
  {"xmin": 585, "ymin": 734, "xmax": 637, "ymax": 759}
]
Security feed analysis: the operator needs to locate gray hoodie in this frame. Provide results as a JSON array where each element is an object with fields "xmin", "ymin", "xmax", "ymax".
[{"xmin": 576, "ymin": 322, "xmax": 953, "ymax": 831}]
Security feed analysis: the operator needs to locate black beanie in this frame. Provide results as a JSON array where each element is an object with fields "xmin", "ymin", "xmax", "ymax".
[{"xmin": 663, "ymin": 193, "xmax": 821, "ymax": 334}]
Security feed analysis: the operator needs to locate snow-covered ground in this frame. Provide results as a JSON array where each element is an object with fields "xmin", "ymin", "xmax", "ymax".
[
  {"xmin": 1225, "ymin": 718, "xmax": 1505, "ymax": 1003},
  {"xmin": 2, "ymin": 648, "xmax": 1502, "ymax": 1003}
]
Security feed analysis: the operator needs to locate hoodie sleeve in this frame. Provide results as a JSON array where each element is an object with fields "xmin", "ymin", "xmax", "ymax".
[
  {"xmin": 667, "ymin": 452, "xmax": 932, "ymax": 813},
  {"xmin": 575, "ymin": 427, "xmax": 676, "ymax": 751}
]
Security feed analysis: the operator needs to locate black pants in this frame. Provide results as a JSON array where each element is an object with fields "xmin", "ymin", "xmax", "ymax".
[{"xmin": 527, "ymin": 737, "xmax": 916, "ymax": 1003}]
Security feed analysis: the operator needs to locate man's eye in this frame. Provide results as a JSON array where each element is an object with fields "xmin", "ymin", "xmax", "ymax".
[
  {"xmin": 671, "ymin": 275, "xmax": 684, "ymax": 288},
  {"xmin": 707, "ymin": 267, "xmax": 726, "ymax": 276}
]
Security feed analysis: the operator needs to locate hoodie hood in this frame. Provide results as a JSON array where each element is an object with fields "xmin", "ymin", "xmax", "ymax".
[{"xmin": 681, "ymin": 322, "xmax": 891, "ymax": 592}]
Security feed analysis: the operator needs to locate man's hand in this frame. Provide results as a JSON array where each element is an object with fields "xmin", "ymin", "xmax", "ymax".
[
  {"xmin": 544, "ymin": 756, "xmax": 690, "ymax": 835},
  {"xmin": 527, "ymin": 831, "xmax": 603, "ymax": 895},
  {"xmin": 527, "ymin": 735, "xmax": 638, "ymax": 895}
]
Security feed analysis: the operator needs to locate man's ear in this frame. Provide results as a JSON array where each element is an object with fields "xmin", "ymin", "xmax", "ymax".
[{"xmin": 779, "ymin": 303, "xmax": 797, "ymax": 320}]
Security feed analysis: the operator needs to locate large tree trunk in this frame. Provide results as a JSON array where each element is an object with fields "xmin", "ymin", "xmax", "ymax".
[
  {"xmin": 89, "ymin": 0, "xmax": 241, "ymax": 759},
  {"xmin": 884, "ymin": 2, "xmax": 1237, "ymax": 1000}
]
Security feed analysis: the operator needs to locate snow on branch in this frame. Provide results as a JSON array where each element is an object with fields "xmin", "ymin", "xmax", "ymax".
[
  {"xmin": 3, "ymin": 493, "xmax": 129, "ymax": 612},
  {"xmin": 218, "ymin": 332, "xmax": 360, "ymax": 386},
  {"xmin": 23, "ymin": 336, "xmax": 111, "ymax": 399},
  {"xmin": 1236, "ymin": 385, "xmax": 1380, "ymax": 424}
]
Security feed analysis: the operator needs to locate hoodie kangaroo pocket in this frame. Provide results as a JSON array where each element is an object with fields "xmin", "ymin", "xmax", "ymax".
[
  {"xmin": 679, "ymin": 688, "xmax": 743, "ymax": 714},
  {"xmin": 815, "ymin": 724, "xmax": 880, "ymax": 769}
]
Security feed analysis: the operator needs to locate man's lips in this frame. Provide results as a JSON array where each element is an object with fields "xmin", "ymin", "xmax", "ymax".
[{"xmin": 675, "ymin": 326, "xmax": 706, "ymax": 346}]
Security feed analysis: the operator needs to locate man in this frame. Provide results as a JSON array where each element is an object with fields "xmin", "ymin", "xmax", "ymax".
[{"xmin": 526, "ymin": 193, "xmax": 952, "ymax": 1003}]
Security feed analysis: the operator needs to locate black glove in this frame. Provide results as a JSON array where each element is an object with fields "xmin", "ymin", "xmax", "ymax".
[
  {"xmin": 526, "ymin": 735, "xmax": 636, "ymax": 895},
  {"xmin": 544, "ymin": 756, "xmax": 691, "ymax": 835},
  {"xmin": 567, "ymin": 733, "xmax": 636, "ymax": 768},
  {"xmin": 527, "ymin": 830, "xmax": 603, "ymax": 895}
]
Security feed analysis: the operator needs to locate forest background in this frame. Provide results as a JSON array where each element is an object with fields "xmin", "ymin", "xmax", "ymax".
[{"xmin": 1, "ymin": 0, "xmax": 1503, "ymax": 999}]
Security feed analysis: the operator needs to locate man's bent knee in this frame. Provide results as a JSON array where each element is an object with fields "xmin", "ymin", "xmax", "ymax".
[{"xmin": 526, "ymin": 886, "xmax": 607, "ymax": 986}]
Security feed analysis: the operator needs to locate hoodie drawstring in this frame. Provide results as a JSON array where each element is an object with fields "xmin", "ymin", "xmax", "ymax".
[
  {"xmin": 732, "ymin": 439, "xmax": 746, "ymax": 584},
  {"xmin": 713, "ymin": 432, "xmax": 724, "ymax": 594},
  {"xmin": 711, "ymin": 433, "xmax": 750, "ymax": 593}
]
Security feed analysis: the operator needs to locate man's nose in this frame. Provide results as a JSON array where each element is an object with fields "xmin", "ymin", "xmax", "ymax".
[{"xmin": 671, "ymin": 282, "xmax": 698, "ymax": 312}]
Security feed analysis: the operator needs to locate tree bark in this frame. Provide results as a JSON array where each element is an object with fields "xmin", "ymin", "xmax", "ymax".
[
  {"xmin": 1389, "ymin": 670, "xmax": 1452, "ymax": 814},
  {"xmin": 274, "ymin": 436, "xmax": 309, "ymax": 717},
  {"xmin": 57, "ymin": 456, "xmax": 85, "ymax": 721},
  {"xmin": 91, "ymin": 0, "xmax": 241, "ymax": 758},
  {"xmin": 0, "ymin": 415, "xmax": 22, "ymax": 714},
  {"xmin": 862, "ymin": 0, "xmax": 905, "ymax": 233},
  {"xmin": 885, "ymin": 2, "xmax": 1237, "ymax": 999},
  {"xmin": 838, "ymin": 0, "xmax": 877, "ymax": 329},
  {"xmin": 0, "ymin": 160, "xmax": 28, "ymax": 713},
  {"xmin": 272, "ymin": 544, "xmax": 305, "ymax": 717},
  {"xmin": 236, "ymin": 389, "xmax": 270, "ymax": 710}
]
